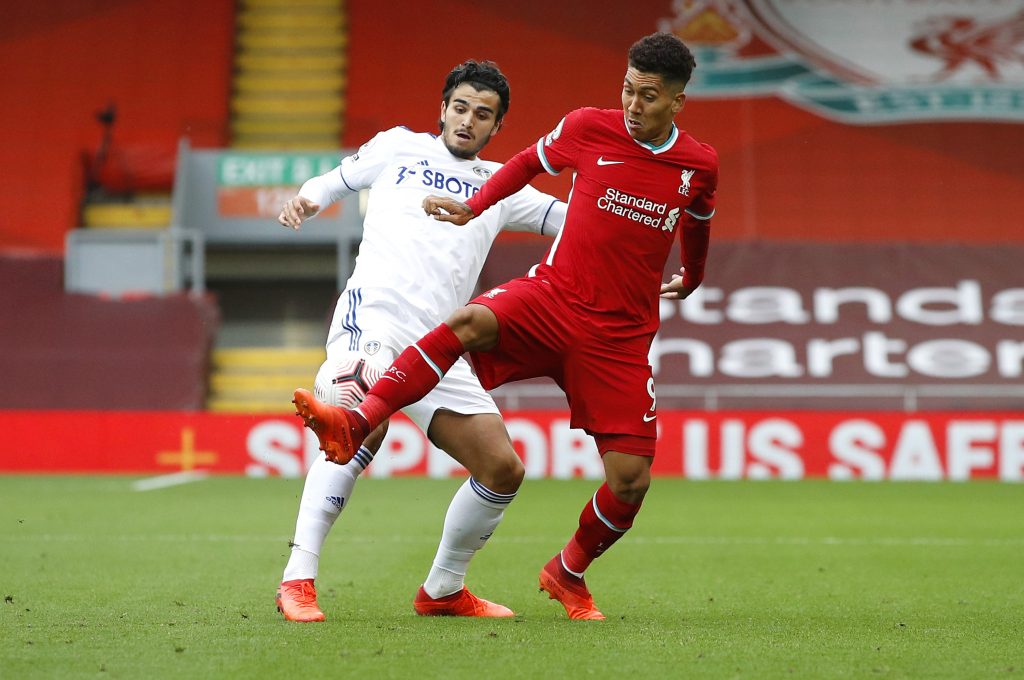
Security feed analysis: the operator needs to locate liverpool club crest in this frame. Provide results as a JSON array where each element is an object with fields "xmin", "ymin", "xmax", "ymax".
[{"xmin": 659, "ymin": 0, "xmax": 1024, "ymax": 123}]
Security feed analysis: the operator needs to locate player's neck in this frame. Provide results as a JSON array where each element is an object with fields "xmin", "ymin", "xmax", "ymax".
[{"xmin": 644, "ymin": 125, "xmax": 673, "ymax": 148}]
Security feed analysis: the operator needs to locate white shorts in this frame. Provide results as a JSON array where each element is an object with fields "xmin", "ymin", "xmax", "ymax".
[{"xmin": 320, "ymin": 333, "xmax": 499, "ymax": 435}]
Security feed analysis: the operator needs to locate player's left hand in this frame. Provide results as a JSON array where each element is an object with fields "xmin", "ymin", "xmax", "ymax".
[
  {"xmin": 423, "ymin": 195, "xmax": 475, "ymax": 225},
  {"xmin": 660, "ymin": 268, "xmax": 700, "ymax": 300}
]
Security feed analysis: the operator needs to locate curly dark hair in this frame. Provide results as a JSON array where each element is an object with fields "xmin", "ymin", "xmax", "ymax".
[
  {"xmin": 440, "ymin": 60, "xmax": 511, "ymax": 125},
  {"xmin": 627, "ymin": 32, "xmax": 696, "ymax": 88}
]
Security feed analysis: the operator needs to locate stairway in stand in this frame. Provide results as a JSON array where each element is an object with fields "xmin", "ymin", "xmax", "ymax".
[
  {"xmin": 205, "ymin": 0, "xmax": 347, "ymax": 413},
  {"xmin": 208, "ymin": 347, "xmax": 327, "ymax": 414},
  {"xmin": 231, "ymin": 0, "xmax": 347, "ymax": 150},
  {"xmin": 81, "ymin": 195, "xmax": 173, "ymax": 230}
]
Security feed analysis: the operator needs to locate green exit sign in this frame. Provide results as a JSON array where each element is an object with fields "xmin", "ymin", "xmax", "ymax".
[{"xmin": 217, "ymin": 153, "xmax": 339, "ymax": 186}]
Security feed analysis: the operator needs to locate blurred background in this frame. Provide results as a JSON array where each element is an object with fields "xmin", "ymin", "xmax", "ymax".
[{"xmin": 2, "ymin": 0, "xmax": 1022, "ymax": 480}]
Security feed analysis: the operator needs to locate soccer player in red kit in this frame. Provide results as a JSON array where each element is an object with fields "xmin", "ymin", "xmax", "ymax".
[{"xmin": 293, "ymin": 32, "xmax": 717, "ymax": 620}]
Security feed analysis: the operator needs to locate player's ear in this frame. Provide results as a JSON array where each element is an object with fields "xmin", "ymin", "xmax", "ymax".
[
  {"xmin": 672, "ymin": 91, "xmax": 686, "ymax": 115},
  {"xmin": 491, "ymin": 118, "xmax": 502, "ymax": 136},
  {"xmin": 439, "ymin": 99, "xmax": 448, "ymax": 127}
]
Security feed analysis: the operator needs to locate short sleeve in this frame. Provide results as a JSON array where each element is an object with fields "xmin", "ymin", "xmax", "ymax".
[{"xmin": 534, "ymin": 108, "xmax": 587, "ymax": 176}]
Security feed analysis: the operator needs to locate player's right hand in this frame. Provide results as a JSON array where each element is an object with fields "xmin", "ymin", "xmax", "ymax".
[
  {"xmin": 279, "ymin": 196, "xmax": 321, "ymax": 230},
  {"xmin": 423, "ymin": 195, "xmax": 475, "ymax": 226}
]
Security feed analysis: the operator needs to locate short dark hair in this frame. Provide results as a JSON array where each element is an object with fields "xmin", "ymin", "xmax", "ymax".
[
  {"xmin": 441, "ymin": 60, "xmax": 511, "ymax": 123},
  {"xmin": 628, "ymin": 33, "xmax": 696, "ymax": 88}
]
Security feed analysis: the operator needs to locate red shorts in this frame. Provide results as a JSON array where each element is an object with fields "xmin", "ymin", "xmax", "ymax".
[{"xmin": 469, "ymin": 276, "xmax": 658, "ymax": 456}]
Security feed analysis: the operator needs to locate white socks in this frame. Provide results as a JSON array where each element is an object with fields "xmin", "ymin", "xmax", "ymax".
[
  {"xmin": 422, "ymin": 478, "xmax": 516, "ymax": 599},
  {"xmin": 283, "ymin": 461, "xmax": 517, "ymax": 600},
  {"xmin": 282, "ymin": 447, "xmax": 374, "ymax": 582}
]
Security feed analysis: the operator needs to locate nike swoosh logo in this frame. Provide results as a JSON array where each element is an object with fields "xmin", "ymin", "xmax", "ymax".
[
  {"xmin": 597, "ymin": 157, "xmax": 624, "ymax": 166},
  {"xmin": 642, "ymin": 413, "xmax": 657, "ymax": 422}
]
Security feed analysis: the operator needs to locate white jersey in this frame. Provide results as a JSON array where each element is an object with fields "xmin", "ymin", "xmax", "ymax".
[{"xmin": 299, "ymin": 126, "xmax": 566, "ymax": 357}]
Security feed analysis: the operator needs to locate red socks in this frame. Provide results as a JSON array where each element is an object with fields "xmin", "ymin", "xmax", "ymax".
[
  {"xmin": 356, "ymin": 324, "xmax": 465, "ymax": 432},
  {"xmin": 561, "ymin": 483, "xmax": 642, "ymax": 575}
]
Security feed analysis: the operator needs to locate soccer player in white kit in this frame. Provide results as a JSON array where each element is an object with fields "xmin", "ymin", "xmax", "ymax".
[{"xmin": 275, "ymin": 61, "xmax": 565, "ymax": 621}]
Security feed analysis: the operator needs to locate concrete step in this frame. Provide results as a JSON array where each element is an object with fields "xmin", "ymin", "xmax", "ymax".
[
  {"xmin": 231, "ymin": 116, "xmax": 341, "ymax": 135},
  {"xmin": 242, "ymin": 0, "xmax": 339, "ymax": 8},
  {"xmin": 235, "ymin": 73, "xmax": 345, "ymax": 93},
  {"xmin": 211, "ymin": 373, "xmax": 313, "ymax": 391},
  {"xmin": 82, "ymin": 200, "xmax": 173, "ymax": 229},
  {"xmin": 237, "ymin": 31, "xmax": 346, "ymax": 51},
  {"xmin": 207, "ymin": 347, "xmax": 325, "ymax": 414},
  {"xmin": 206, "ymin": 397, "xmax": 304, "ymax": 414},
  {"xmin": 231, "ymin": 95, "xmax": 344, "ymax": 116},
  {"xmin": 230, "ymin": 137, "xmax": 340, "ymax": 151},
  {"xmin": 235, "ymin": 52, "xmax": 345, "ymax": 72},
  {"xmin": 212, "ymin": 347, "xmax": 325, "ymax": 371},
  {"xmin": 238, "ymin": 12, "xmax": 344, "ymax": 30}
]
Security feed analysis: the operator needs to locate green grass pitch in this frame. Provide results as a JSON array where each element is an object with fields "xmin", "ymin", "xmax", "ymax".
[{"xmin": 1, "ymin": 476, "xmax": 1021, "ymax": 678}]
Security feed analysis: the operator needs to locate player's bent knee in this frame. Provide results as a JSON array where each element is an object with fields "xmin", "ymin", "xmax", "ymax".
[
  {"xmin": 471, "ymin": 445, "xmax": 524, "ymax": 494},
  {"xmin": 463, "ymin": 444, "xmax": 523, "ymax": 494},
  {"xmin": 606, "ymin": 476, "xmax": 649, "ymax": 505},
  {"xmin": 493, "ymin": 448, "xmax": 526, "ymax": 489},
  {"xmin": 428, "ymin": 411, "xmax": 521, "ymax": 492},
  {"xmin": 603, "ymin": 450, "xmax": 652, "ymax": 504},
  {"xmin": 445, "ymin": 305, "xmax": 498, "ymax": 352}
]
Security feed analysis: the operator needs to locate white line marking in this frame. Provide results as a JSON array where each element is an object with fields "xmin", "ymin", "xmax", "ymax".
[{"xmin": 131, "ymin": 471, "xmax": 209, "ymax": 492}]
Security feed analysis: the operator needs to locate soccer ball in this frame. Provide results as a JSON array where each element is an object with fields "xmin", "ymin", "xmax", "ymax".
[{"xmin": 313, "ymin": 357, "xmax": 382, "ymax": 409}]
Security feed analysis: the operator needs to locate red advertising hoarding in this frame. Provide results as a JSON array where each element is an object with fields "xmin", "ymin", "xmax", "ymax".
[{"xmin": 2, "ymin": 410, "xmax": 1022, "ymax": 481}]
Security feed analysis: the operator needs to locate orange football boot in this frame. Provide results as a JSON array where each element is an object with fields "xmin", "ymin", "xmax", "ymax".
[
  {"xmin": 413, "ymin": 586, "xmax": 514, "ymax": 617},
  {"xmin": 276, "ymin": 579, "xmax": 326, "ymax": 622},
  {"xmin": 538, "ymin": 554, "xmax": 606, "ymax": 621},
  {"xmin": 292, "ymin": 388, "xmax": 365, "ymax": 465}
]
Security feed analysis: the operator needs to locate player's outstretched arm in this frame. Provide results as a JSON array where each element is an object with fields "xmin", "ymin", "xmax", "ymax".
[
  {"xmin": 423, "ymin": 195, "xmax": 476, "ymax": 226},
  {"xmin": 280, "ymin": 164, "xmax": 354, "ymax": 230},
  {"xmin": 278, "ymin": 195, "xmax": 322, "ymax": 230},
  {"xmin": 660, "ymin": 268, "xmax": 701, "ymax": 300}
]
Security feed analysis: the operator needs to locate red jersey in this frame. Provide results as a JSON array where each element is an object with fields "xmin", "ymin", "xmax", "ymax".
[{"xmin": 467, "ymin": 107, "xmax": 718, "ymax": 339}]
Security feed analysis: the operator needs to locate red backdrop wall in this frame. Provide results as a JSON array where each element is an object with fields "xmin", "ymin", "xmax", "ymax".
[
  {"xmin": 1, "ymin": 1, "xmax": 1021, "ymax": 253},
  {"xmin": 0, "ymin": 0, "xmax": 234, "ymax": 252},
  {"xmin": 344, "ymin": 0, "xmax": 1024, "ymax": 244}
]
